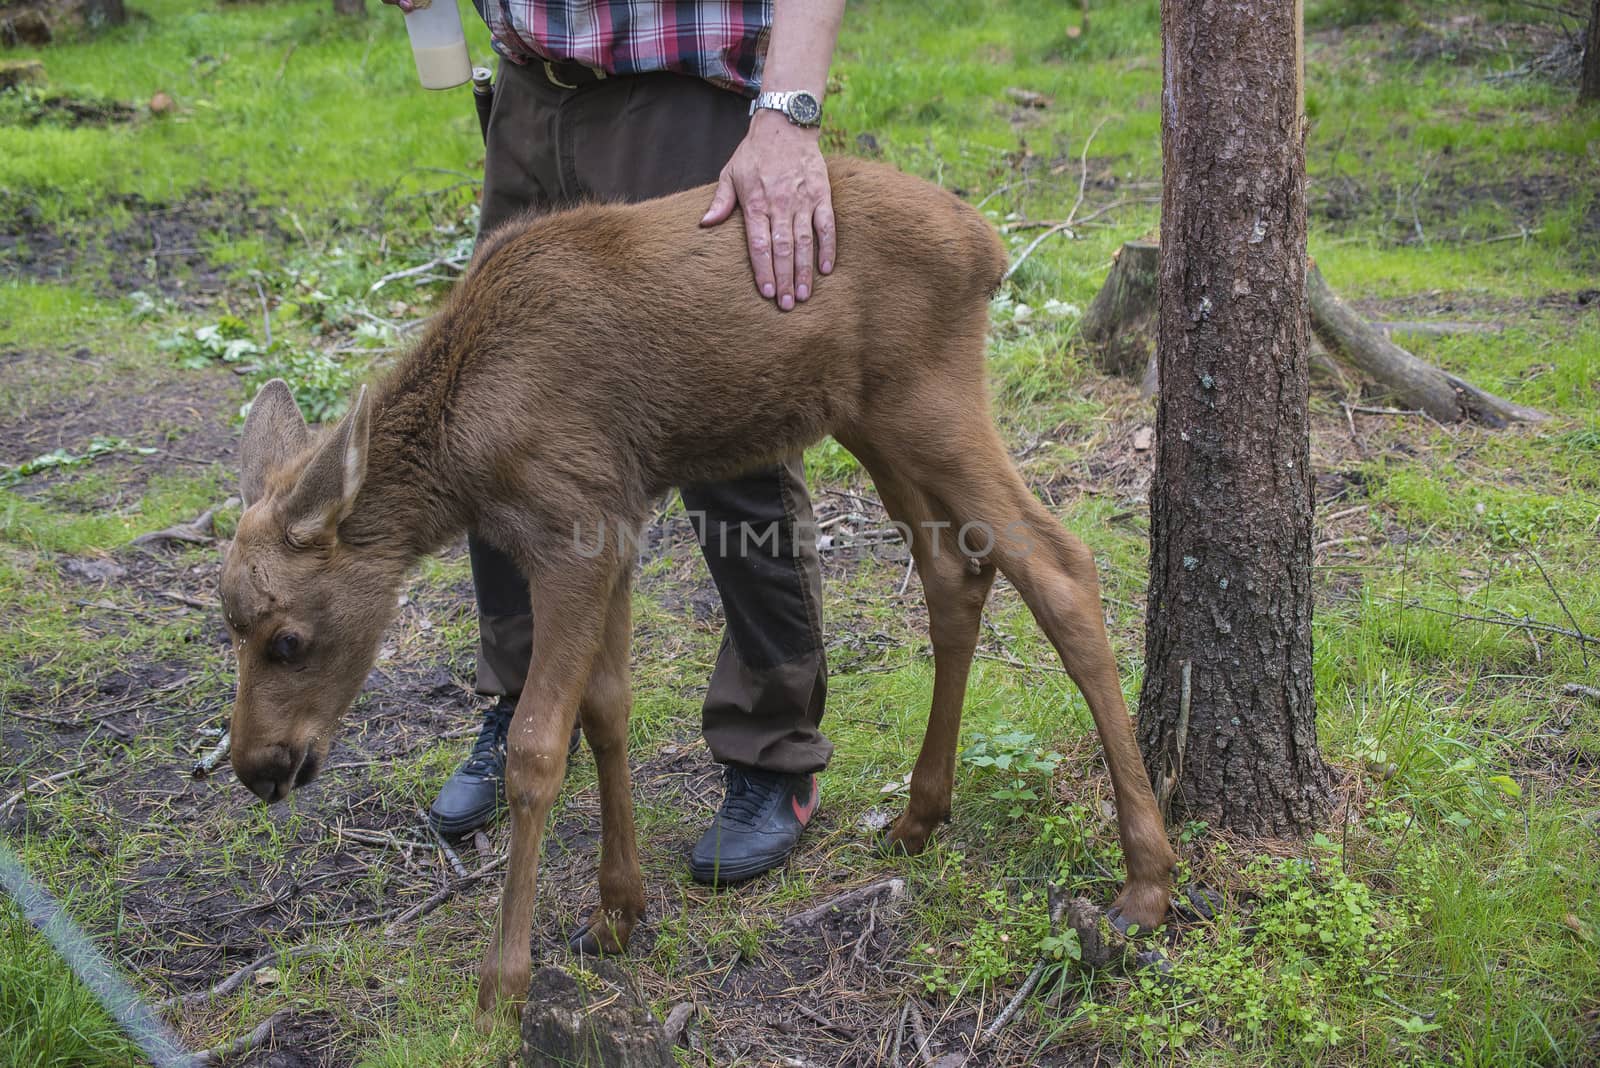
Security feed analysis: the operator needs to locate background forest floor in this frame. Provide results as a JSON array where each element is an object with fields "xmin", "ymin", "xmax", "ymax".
[{"xmin": 2, "ymin": 1, "xmax": 1598, "ymax": 1065}]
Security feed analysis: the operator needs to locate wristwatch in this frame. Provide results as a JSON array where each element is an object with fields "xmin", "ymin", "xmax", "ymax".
[{"xmin": 750, "ymin": 89, "xmax": 824, "ymax": 128}]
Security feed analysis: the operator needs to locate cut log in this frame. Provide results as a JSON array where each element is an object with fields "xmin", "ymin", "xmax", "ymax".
[
  {"xmin": 1078, "ymin": 240, "xmax": 1546, "ymax": 427},
  {"xmin": 1305, "ymin": 262, "xmax": 1546, "ymax": 427}
]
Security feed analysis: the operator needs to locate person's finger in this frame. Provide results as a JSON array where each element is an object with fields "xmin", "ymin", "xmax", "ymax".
[
  {"xmin": 700, "ymin": 173, "xmax": 737, "ymax": 227},
  {"xmin": 770, "ymin": 210, "xmax": 795, "ymax": 310},
  {"xmin": 794, "ymin": 208, "xmax": 815, "ymax": 302},
  {"xmin": 814, "ymin": 197, "xmax": 837, "ymax": 275},
  {"xmin": 745, "ymin": 208, "xmax": 777, "ymax": 300}
]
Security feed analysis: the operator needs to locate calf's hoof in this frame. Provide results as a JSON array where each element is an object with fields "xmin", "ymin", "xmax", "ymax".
[
  {"xmin": 568, "ymin": 908, "xmax": 638, "ymax": 956},
  {"xmin": 880, "ymin": 807, "xmax": 948, "ymax": 856},
  {"xmin": 1106, "ymin": 880, "xmax": 1171, "ymax": 937},
  {"xmin": 475, "ymin": 957, "xmax": 529, "ymax": 1033}
]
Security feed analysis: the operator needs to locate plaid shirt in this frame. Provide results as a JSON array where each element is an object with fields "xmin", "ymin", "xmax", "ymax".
[{"xmin": 472, "ymin": 1, "xmax": 773, "ymax": 97}]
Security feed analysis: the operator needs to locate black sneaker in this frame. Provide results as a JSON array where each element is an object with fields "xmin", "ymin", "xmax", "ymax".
[
  {"xmin": 428, "ymin": 697, "xmax": 583, "ymax": 837},
  {"xmin": 689, "ymin": 766, "xmax": 819, "ymax": 886},
  {"xmin": 428, "ymin": 697, "xmax": 515, "ymax": 837}
]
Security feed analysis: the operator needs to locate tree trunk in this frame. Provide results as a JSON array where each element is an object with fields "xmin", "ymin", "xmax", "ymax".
[
  {"xmin": 332, "ymin": 0, "xmax": 365, "ymax": 14},
  {"xmin": 1138, "ymin": 0, "xmax": 1332, "ymax": 836},
  {"xmin": 1582, "ymin": 0, "xmax": 1600, "ymax": 103}
]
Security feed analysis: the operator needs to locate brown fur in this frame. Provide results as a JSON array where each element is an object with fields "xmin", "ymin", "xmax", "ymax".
[{"xmin": 221, "ymin": 158, "xmax": 1177, "ymax": 1028}]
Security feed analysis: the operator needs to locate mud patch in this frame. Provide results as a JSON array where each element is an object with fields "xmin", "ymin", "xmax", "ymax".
[
  {"xmin": 0, "ymin": 353, "xmax": 240, "ymax": 503},
  {"xmin": 0, "ymin": 89, "xmax": 137, "ymax": 128},
  {"xmin": 0, "ymin": 190, "xmax": 280, "ymax": 303}
]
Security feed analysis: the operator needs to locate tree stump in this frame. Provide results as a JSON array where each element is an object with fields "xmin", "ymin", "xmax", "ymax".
[
  {"xmin": 1079, "ymin": 239, "xmax": 1160, "ymax": 396},
  {"xmin": 1582, "ymin": 0, "xmax": 1599, "ymax": 104},
  {"xmin": 0, "ymin": 0, "xmax": 124, "ymax": 47},
  {"xmin": 521, "ymin": 962, "xmax": 674, "ymax": 1068}
]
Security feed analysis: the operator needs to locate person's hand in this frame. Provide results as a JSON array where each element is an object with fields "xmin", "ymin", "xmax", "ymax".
[{"xmin": 701, "ymin": 109, "xmax": 836, "ymax": 310}]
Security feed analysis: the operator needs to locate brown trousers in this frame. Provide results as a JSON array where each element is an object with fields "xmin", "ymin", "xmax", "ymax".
[{"xmin": 468, "ymin": 57, "xmax": 833, "ymax": 773}]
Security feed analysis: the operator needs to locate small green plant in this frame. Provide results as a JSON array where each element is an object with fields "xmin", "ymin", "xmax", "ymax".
[
  {"xmin": 961, "ymin": 730, "xmax": 1062, "ymax": 818},
  {"xmin": 0, "ymin": 437, "xmax": 157, "ymax": 488}
]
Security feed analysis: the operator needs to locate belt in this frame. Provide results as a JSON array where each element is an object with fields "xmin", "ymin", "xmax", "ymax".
[{"xmin": 538, "ymin": 58, "xmax": 608, "ymax": 89}]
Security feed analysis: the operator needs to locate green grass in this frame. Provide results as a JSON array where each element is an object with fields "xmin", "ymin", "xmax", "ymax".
[{"xmin": 2, "ymin": 0, "xmax": 1598, "ymax": 1064}]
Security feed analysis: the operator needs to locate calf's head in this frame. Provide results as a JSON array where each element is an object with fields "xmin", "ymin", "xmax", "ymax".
[{"xmin": 222, "ymin": 380, "xmax": 398, "ymax": 803}]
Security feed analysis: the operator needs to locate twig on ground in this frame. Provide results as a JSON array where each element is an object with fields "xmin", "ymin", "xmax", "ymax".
[
  {"xmin": 783, "ymin": 877, "xmax": 906, "ymax": 928},
  {"xmin": 906, "ymin": 1000, "xmax": 935, "ymax": 1067},
  {"xmin": 890, "ymin": 1002, "xmax": 909, "ymax": 1068},
  {"xmin": 1390, "ymin": 598, "xmax": 1599, "ymax": 647},
  {"xmin": 795, "ymin": 1002, "xmax": 857, "ymax": 1040},
  {"xmin": 1001, "ymin": 117, "xmax": 1107, "ymax": 283},
  {"xmin": 158, "ymin": 944, "xmax": 333, "ymax": 1012},
  {"xmin": 193, "ymin": 1008, "xmax": 294, "ymax": 1065},
  {"xmin": 159, "ymin": 591, "xmax": 211, "ymax": 610},
  {"xmin": 0, "ymin": 766, "xmax": 88, "ymax": 815},
  {"xmin": 1315, "ymin": 535, "xmax": 1371, "ymax": 553},
  {"xmin": 190, "ymin": 732, "xmax": 231, "ymax": 781},
  {"xmin": 979, "ymin": 889, "xmax": 1071, "ymax": 1047},
  {"xmin": 425, "ymin": 814, "xmax": 471, "ymax": 879},
  {"xmin": 1527, "ymin": 550, "xmax": 1591, "ymax": 671},
  {"xmin": 849, "ymin": 900, "xmax": 880, "ymax": 966},
  {"xmin": 383, "ymin": 854, "xmax": 506, "ymax": 936},
  {"xmin": 131, "ymin": 508, "xmax": 218, "ymax": 549},
  {"xmin": 254, "ymin": 279, "xmax": 272, "ymax": 347},
  {"xmin": 369, "ymin": 256, "xmax": 468, "ymax": 292}
]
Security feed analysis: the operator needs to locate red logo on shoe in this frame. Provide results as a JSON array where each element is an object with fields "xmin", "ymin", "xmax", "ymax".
[{"xmin": 791, "ymin": 776, "xmax": 819, "ymax": 825}]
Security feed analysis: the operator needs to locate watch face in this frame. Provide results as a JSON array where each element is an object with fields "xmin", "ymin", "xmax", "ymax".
[{"xmin": 788, "ymin": 91, "xmax": 821, "ymax": 125}]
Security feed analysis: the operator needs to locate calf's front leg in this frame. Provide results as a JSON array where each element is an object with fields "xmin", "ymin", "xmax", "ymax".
[{"xmin": 475, "ymin": 556, "xmax": 621, "ymax": 1031}]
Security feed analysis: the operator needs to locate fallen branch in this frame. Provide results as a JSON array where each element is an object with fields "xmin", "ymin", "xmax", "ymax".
[
  {"xmin": 369, "ymin": 255, "xmax": 468, "ymax": 293},
  {"xmin": 1001, "ymin": 117, "xmax": 1106, "ymax": 283},
  {"xmin": 1307, "ymin": 263, "xmax": 1547, "ymax": 426}
]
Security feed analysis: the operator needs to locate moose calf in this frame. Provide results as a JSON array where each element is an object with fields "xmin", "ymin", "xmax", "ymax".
[{"xmin": 221, "ymin": 158, "xmax": 1176, "ymax": 1026}]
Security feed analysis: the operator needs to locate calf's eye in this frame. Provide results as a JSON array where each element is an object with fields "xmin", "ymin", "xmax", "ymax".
[{"xmin": 269, "ymin": 632, "xmax": 304, "ymax": 662}]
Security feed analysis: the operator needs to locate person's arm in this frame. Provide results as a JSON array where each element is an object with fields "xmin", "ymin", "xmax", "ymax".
[{"xmin": 700, "ymin": 0, "xmax": 847, "ymax": 310}]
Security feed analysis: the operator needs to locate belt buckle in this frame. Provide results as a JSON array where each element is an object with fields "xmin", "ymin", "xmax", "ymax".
[{"xmin": 542, "ymin": 59, "xmax": 605, "ymax": 89}]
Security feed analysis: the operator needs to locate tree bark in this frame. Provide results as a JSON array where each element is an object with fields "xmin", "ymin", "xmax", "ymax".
[
  {"xmin": 332, "ymin": 0, "xmax": 365, "ymax": 14},
  {"xmin": 1581, "ymin": 0, "xmax": 1600, "ymax": 103},
  {"xmin": 1138, "ymin": 0, "xmax": 1332, "ymax": 837}
]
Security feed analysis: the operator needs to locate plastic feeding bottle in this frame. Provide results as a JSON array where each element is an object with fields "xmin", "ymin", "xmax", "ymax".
[{"xmin": 404, "ymin": 0, "xmax": 472, "ymax": 90}]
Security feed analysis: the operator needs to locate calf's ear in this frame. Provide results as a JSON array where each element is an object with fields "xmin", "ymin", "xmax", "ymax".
[
  {"xmin": 240, "ymin": 379, "xmax": 310, "ymax": 507},
  {"xmin": 282, "ymin": 386, "xmax": 371, "ymax": 546}
]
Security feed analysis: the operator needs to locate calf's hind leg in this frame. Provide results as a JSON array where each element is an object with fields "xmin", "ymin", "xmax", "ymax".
[
  {"xmin": 843, "ymin": 444, "xmax": 996, "ymax": 855},
  {"xmin": 894, "ymin": 425, "xmax": 1177, "ymax": 932},
  {"xmin": 570, "ymin": 572, "xmax": 646, "ymax": 955}
]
